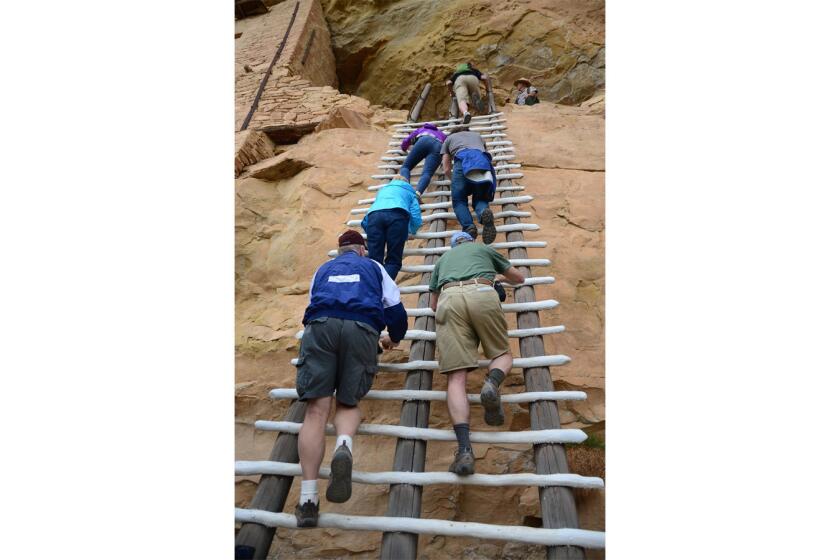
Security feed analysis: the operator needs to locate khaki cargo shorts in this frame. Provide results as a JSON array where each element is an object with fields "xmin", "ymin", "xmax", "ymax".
[
  {"xmin": 435, "ymin": 284, "xmax": 510, "ymax": 373},
  {"xmin": 453, "ymin": 74, "xmax": 481, "ymax": 106}
]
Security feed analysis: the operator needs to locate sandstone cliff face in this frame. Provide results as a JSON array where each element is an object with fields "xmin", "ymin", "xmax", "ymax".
[
  {"xmin": 320, "ymin": 0, "xmax": 604, "ymax": 116},
  {"xmin": 235, "ymin": 102, "xmax": 604, "ymax": 559}
]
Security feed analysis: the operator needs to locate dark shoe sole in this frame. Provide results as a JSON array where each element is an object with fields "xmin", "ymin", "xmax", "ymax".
[
  {"xmin": 463, "ymin": 113, "xmax": 472, "ymax": 124},
  {"xmin": 480, "ymin": 381, "xmax": 504, "ymax": 426},
  {"xmin": 326, "ymin": 448, "xmax": 353, "ymax": 503},
  {"xmin": 480, "ymin": 208, "xmax": 497, "ymax": 244},
  {"xmin": 294, "ymin": 505, "xmax": 318, "ymax": 528}
]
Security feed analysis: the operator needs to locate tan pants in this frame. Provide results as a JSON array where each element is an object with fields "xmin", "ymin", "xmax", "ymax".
[
  {"xmin": 453, "ymin": 74, "xmax": 481, "ymax": 107},
  {"xmin": 435, "ymin": 284, "xmax": 510, "ymax": 373}
]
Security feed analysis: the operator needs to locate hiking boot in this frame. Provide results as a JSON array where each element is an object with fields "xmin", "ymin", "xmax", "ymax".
[
  {"xmin": 294, "ymin": 500, "xmax": 319, "ymax": 528},
  {"xmin": 464, "ymin": 224, "xmax": 478, "ymax": 240},
  {"xmin": 479, "ymin": 208, "xmax": 497, "ymax": 244},
  {"xmin": 326, "ymin": 443, "xmax": 353, "ymax": 503},
  {"xmin": 462, "ymin": 112, "xmax": 472, "ymax": 125},
  {"xmin": 448, "ymin": 449, "xmax": 475, "ymax": 476},
  {"xmin": 480, "ymin": 379, "xmax": 505, "ymax": 426}
]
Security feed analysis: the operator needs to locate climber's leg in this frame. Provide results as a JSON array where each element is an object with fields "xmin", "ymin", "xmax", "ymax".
[
  {"xmin": 472, "ymin": 191, "xmax": 489, "ymax": 222},
  {"xmin": 364, "ymin": 210, "xmax": 386, "ymax": 266},
  {"xmin": 382, "ymin": 209, "xmax": 409, "ymax": 280},
  {"xmin": 415, "ymin": 136, "xmax": 442, "ymax": 194},
  {"xmin": 296, "ymin": 317, "xmax": 341, "ymax": 487},
  {"xmin": 445, "ymin": 369, "xmax": 470, "ymax": 425},
  {"xmin": 445, "ymin": 369, "xmax": 475, "ymax": 475},
  {"xmin": 450, "ymin": 161, "xmax": 476, "ymax": 233},
  {"xmin": 332, "ymin": 402, "xmax": 362, "ymax": 442},
  {"xmin": 453, "ymin": 75, "xmax": 475, "ymax": 119},
  {"xmin": 296, "ymin": 395, "xmax": 330, "ymax": 526},
  {"xmin": 400, "ymin": 138, "xmax": 426, "ymax": 181},
  {"xmin": 298, "ymin": 396, "xmax": 331, "ymax": 482},
  {"xmin": 472, "ymin": 189, "xmax": 496, "ymax": 244},
  {"xmin": 324, "ymin": 316, "xmax": 378, "ymax": 503},
  {"xmin": 488, "ymin": 350, "xmax": 513, "ymax": 376}
]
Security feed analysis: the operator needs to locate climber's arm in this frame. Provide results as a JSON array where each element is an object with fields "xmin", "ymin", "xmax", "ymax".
[
  {"xmin": 501, "ymin": 265, "xmax": 526, "ymax": 286},
  {"xmin": 442, "ymin": 153, "xmax": 452, "ymax": 178}
]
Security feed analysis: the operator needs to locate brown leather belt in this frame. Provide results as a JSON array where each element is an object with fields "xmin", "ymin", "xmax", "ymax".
[{"xmin": 440, "ymin": 277, "xmax": 493, "ymax": 292}]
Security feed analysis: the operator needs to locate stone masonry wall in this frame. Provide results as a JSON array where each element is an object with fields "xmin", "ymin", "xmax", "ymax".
[
  {"xmin": 235, "ymin": 0, "xmax": 338, "ymax": 132},
  {"xmin": 282, "ymin": 0, "xmax": 336, "ymax": 87},
  {"xmin": 243, "ymin": 72, "xmax": 366, "ymax": 137}
]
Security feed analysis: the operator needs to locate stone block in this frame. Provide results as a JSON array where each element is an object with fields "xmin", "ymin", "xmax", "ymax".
[
  {"xmin": 234, "ymin": 129, "xmax": 275, "ymax": 177},
  {"xmin": 313, "ymin": 106, "xmax": 371, "ymax": 133}
]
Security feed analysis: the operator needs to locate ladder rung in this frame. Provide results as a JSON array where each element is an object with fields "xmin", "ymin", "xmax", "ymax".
[
  {"xmin": 235, "ymin": 461, "xmax": 601, "ymax": 488},
  {"xmin": 234, "ymin": 508, "xmax": 606, "ymax": 548},
  {"xmin": 269, "ymin": 386, "xmax": 580, "ymax": 403},
  {"xmin": 255, "ymin": 420, "xmax": 584, "ymax": 444}
]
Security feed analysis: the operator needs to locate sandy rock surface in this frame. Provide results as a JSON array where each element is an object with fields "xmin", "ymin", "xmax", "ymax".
[{"xmin": 320, "ymin": 0, "xmax": 604, "ymax": 116}]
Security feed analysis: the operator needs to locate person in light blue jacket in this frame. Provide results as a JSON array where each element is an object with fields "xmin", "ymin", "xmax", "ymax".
[{"xmin": 361, "ymin": 175, "xmax": 423, "ymax": 279}]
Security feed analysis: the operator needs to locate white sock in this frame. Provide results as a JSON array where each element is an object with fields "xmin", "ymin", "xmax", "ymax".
[
  {"xmin": 299, "ymin": 479, "xmax": 318, "ymax": 506},
  {"xmin": 336, "ymin": 434, "xmax": 353, "ymax": 455}
]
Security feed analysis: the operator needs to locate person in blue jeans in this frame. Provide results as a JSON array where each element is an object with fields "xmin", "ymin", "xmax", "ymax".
[
  {"xmin": 361, "ymin": 176, "xmax": 423, "ymax": 279},
  {"xmin": 399, "ymin": 123, "xmax": 447, "ymax": 195},
  {"xmin": 440, "ymin": 127, "xmax": 498, "ymax": 244}
]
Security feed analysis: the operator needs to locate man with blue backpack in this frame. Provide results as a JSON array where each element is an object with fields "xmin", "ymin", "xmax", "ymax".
[
  {"xmin": 440, "ymin": 126, "xmax": 497, "ymax": 244},
  {"xmin": 294, "ymin": 229, "xmax": 408, "ymax": 528},
  {"xmin": 361, "ymin": 175, "xmax": 423, "ymax": 280}
]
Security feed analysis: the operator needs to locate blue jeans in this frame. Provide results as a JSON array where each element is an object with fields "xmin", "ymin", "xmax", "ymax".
[
  {"xmin": 400, "ymin": 135, "xmax": 443, "ymax": 194},
  {"xmin": 451, "ymin": 161, "xmax": 491, "ymax": 231},
  {"xmin": 365, "ymin": 208, "xmax": 410, "ymax": 280}
]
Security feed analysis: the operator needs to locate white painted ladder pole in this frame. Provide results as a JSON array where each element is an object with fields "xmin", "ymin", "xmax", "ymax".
[
  {"xmin": 234, "ymin": 509, "xmax": 606, "ymax": 549},
  {"xmin": 268, "ymin": 387, "xmax": 584, "ymax": 403},
  {"xmin": 255, "ymin": 421, "xmax": 587, "ymax": 444},
  {"xmin": 235, "ymin": 461, "xmax": 604, "ymax": 489}
]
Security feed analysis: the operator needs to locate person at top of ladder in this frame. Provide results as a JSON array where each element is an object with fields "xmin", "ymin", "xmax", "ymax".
[
  {"xmin": 429, "ymin": 231, "xmax": 526, "ymax": 475},
  {"xmin": 446, "ymin": 61, "xmax": 488, "ymax": 124},
  {"xmin": 293, "ymin": 230, "xmax": 408, "ymax": 528},
  {"xmin": 361, "ymin": 175, "xmax": 423, "ymax": 280},
  {"xmin": 399, "ymin": 122, "xmax": 447, "ymax": 196},
  {"xmin": 440, "ymin": 125, "xmax": 498, "ymax": 243}
]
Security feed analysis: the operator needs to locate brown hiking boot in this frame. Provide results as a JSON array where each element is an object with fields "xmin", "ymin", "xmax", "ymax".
[
  {"xmin": 480, "ymin": 380, "xmax": 505, "ymax": 426},
  {"xmin": 448, "ymin": 449, "xmax": 475, "ymax": 476},
  {"xmin": 294, "ymin": 500, "xmax": 319, "ymax": 528},
  {"xmin": 465, "ymin": 224, "xmax": 478, "ymax": 240}
]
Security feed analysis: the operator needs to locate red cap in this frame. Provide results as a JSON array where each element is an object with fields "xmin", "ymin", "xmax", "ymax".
[{"xmin": 338, "ymin": 229, "xmax": 366, "ymax": 248}]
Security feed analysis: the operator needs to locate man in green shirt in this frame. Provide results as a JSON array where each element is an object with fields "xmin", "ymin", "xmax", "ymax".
[{"xmin": 430, "ymin": 231, "xmax": 526, "ymax": 475}]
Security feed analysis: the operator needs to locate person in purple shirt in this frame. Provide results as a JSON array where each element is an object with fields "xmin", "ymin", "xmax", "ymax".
[{"xmin": 399, "ymin": 123, "xmax": 447, "ymax": 196}]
